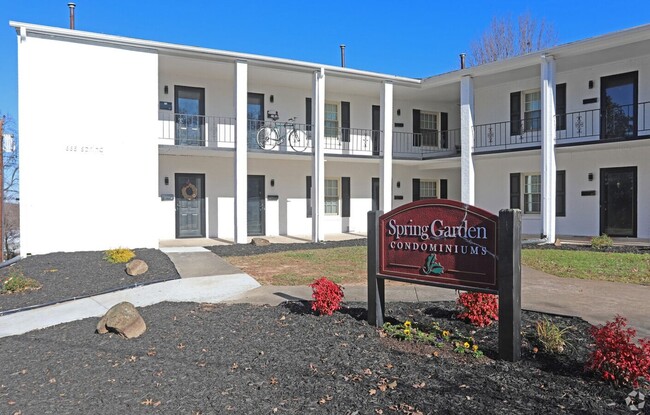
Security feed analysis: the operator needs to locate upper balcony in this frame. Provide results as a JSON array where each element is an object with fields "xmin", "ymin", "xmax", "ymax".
[
  {"xmin": 158, "ymin": 114, "xmax": 461, "ymax": 160},
  {"xmin": 473, "ymin": 101, "xmax": 650, "ymax": 153}
]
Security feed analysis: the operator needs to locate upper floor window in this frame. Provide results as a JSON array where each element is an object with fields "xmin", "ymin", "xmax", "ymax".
[
  {"xmin": 325, "ymin": 103, "xmax": 339, "ymax": 138},
  {"xmin": 524, "ymin": 90, "xmax": 541, "ymax": 132},
  {"xmin": 419, "ymin": 111, "xmax": 439, "ymax": 147}
]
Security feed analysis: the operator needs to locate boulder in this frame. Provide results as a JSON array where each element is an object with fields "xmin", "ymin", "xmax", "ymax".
[
  {"xmin": 251, "ymin": 238, "xmax": 271, "ymax": 247},
  {"xmin": 96, "ymin": 302, "xmax": 146, "ymax": 338},
  {"xmin": 125, "ymin": 259, "xmax": 148, "ymax": 276}
]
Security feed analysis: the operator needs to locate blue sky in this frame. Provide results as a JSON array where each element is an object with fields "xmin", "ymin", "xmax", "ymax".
[{"xmin": 2, "ymin": 1, "xmax": 650, "ymax": 127}]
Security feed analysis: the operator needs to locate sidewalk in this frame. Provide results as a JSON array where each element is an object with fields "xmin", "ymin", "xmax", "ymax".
[{"xmin": 1, "ymin": 247, "xmax": 649, "ymax": 339}]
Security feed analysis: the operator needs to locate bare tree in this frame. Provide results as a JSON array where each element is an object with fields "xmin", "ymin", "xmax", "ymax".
[
  {"xmin": 469, "ymin": 13, "xmax": 558, "ymax": 66},
  {"xmin": 1, "ymin": 113, "xmax": 19, "ymax": 259}
]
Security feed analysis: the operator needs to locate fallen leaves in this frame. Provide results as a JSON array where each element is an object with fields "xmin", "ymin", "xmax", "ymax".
[
  {"xmin": 141, "ymin": 398, "xmax": 161, "ymax": 407},
  {"xmin": 318, "ymin": 395, "xmax": 333, "ymax": 405}
]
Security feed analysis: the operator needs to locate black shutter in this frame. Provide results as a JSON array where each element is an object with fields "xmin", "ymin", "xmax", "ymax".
[
  {"xmin": 412, "ymin": 109, "xmax": 421, "ymax": 146},
  {"xmin": 510, "ymin": 92, "xmax": 521, "ymax": 136},
  {"xmin": 371, "ymin": 177, "xmax": 380, "ymax": 211},
  {"xmin": 556, "ymin": 84, "xmax": 566, "ymax": 131},
  {"xmin": 412, "ymin": 178, "xmax": 420, "ymax": 201},
  {"xmin": 341, "ymin": 101, "xmax": 350, "ymax": 142},
  {"xmin": 342, "ymin": 177, "xmax": 351, "ymax": 217},
  {"xmin": 510, "ymin": 173, "xmax": 521, "ymax": 209},
  {"xmin": 306, "ymin": 176, "xmax": 312, "ymax": 218},
  {"xmin": 556, "ymin": 170, "xmax": 566, "ymax": 217},
  {"xmin": 440, "ymin": 179, "xmax": 448, "ymax": 199},
  {"xmin": 440, "ymin": 112, "xmax": 448, "ymax": 148},
  {"xmin": 305, "ymin": 97, "xmax": 312, "ymax": 132}
]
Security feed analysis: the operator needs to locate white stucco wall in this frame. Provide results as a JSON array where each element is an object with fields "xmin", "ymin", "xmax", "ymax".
[{"xmin": 18, "ymin": 34, "xmax": 159, "ymax": 255}]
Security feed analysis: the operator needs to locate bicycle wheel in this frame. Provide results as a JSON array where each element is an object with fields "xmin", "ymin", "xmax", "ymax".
[
  {"xmin": 288, "ymin": 129, "xmax": 308, "ymax": 152},
  {"xmin": 256, "ymin": 127, "xmax": 278, "ymax": 150}
]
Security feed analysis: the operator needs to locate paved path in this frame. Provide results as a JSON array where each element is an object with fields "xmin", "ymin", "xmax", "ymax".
[{"xmin": 1, "ymin": 247, "xmax": 649, "ymax": 339}]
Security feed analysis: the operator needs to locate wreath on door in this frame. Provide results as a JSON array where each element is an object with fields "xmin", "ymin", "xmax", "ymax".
[{"xmin": 181, "ymin": 182, "xmax": 198, "ymax": 200}]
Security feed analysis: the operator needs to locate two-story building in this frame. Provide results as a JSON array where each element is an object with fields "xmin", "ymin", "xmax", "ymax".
[{"xmin": 12, "ymin": 21, "xmax": 650, "ymax": 255}]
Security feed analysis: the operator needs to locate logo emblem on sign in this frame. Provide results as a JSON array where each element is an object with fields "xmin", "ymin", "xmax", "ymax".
[{"xmin": 422, "ymin": 254, "xmax": 444, "ymax": 275}]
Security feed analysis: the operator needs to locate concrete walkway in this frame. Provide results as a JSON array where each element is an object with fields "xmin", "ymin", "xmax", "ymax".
[{"xmin": 1, "ymin": 245, "xmax": 649, "ymax": 339}]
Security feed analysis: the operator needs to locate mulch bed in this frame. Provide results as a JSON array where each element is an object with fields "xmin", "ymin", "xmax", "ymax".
[
  {"xmin": 0, "ymin": 249, "xmax": 180, "ymax": 314},
  {"xmin": 207, "ymin": 238, "xmax": 367, "ymax": 257},
  {"xmin": 524, "ymin": 243, "xmax": 650, "ymax": 254},
  {"xmin": 0, "ymin": 300, "xmax": 638, "ymax": 414}
]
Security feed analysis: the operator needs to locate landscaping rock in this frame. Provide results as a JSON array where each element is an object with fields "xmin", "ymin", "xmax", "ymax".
[
  {"xmin": 251, "ymin": 238, "xmax": 271, "ymax": 247},
  {"xmin": 125, "ymin": 259, "xmax": 148, "ymax": 276},
  {"xmin": 96, "ymin": 302, "xmax": 146, "ymax": 338}
]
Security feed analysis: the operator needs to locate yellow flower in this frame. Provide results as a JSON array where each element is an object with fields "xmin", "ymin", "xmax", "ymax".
[
  {"xmin": 442, "ymin": 330, "xmax": 450, "ymax": 337},
  {"xmin": 472, "ymin": 345, "xmax": 479, "ymax": 352},
  {"xmin": 463, "ymin": 342, "xmax": 470, "ymax": 349},
  {"xmin": 403, "ymin": 329, "xmax": 411, "ymax": 336},
  {"xmin": 404, "ymin": 321, "xmax": 412, "ymax": 328}
]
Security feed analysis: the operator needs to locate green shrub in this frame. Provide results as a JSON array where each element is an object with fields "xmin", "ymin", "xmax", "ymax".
[
  {"xmin": 536, "ymin": 319, "xmax": 571, "ymax": 354},
  {"xmin": 1, "ymin": 270, "xmax": 42, "ymax": 293},
  {"xmin": 591, "ymin": 234, "xmax": 613, "ymax": 249},
  {"xmin": 104, "ymin": 248, "xmax": 136, "ymax": 264}
]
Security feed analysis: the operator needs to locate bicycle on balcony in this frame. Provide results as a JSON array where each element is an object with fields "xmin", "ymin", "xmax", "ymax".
[{"xmin": 256, "ymin": 113, "xmax": 308, "ymax": 152}]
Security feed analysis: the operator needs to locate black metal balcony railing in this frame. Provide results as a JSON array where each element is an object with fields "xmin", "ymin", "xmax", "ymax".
[
  {"xmin": 159, "ymin": 113, "xmax": 236, "ymax": 147},
  {"xmin": 393, "ymin": 129, "xmax": 461, "ymax": 158},
  {"xmin": 248, "ymin": 119, "xmax": 313, "ymax": 153},
  {"xmin": 557, "ymin": 101, "xmax": 650, "ymax": 141},
  {"xmin": 323, "ymin": 127, "xmax": 379, "ymax": 155},
  {"xmin": 473, "ymin": 118, "xmax": 542, "ymax": 150}
]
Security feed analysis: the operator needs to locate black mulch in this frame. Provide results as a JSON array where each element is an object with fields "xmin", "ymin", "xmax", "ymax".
[
  {"xmin": 0, "ymin": 300, "xmax": 637, "ymax": 414},
  {"xmin": 523, "ymin": 243, "xmax": 650, "ymax": 255},
  {"xmin": 0, "ymin": 249, "xmax": 180, "ymax": 314},
  {"xmin": 207, "ymin": 238, "xmax": 367, "ymax": 257}
]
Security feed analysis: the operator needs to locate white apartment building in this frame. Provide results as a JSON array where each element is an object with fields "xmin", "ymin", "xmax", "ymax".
[{"xmin": 11, "ymin": 21, "xmax": 650, "ymax": 255}]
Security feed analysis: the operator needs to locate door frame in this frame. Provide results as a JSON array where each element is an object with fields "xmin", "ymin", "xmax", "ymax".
[
  {"xmin": 600, "ymin": 71, "xmax": 638, "ymax": 140},
  {"xmin": 247, "ymin": 175, "xmax": 266, "ymax": 236},
  {"xmin": 175, "ymin": 173, "xmax": 206, "ymax": 238},
  {"xmin": 599, "ymin": 166, "xmax": 637, "ymax": 237}
]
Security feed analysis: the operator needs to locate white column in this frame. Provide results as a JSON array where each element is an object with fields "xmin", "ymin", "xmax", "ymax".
[
  {"xmin": 460, "ymin": 75, "xmax": 475, "ymax": 205},
  {"xmin": 234, "ymin": 60, "xmax": 248, "ymax": 243},
  {"xmin": 312, "ymin": 68, "xmax": 325, "ymax": 242},
  {"xmin": 541, "ymin": 55, "xmax": 557, "ymax": 242},
  {"xmin": 380, "ymin": 81, "xmax": 393, "ymax": 212}
]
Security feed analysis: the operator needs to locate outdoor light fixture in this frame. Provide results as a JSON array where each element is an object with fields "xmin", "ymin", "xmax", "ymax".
[
  {"xmin": 588, "ymin": 173, "xmax": 594, "ymax": 181},
  {"xmin": 164, "ymin": 85, "xmax": 169, "ymax": 94},
  {"xmin": 164, "ymin": 177, "xmax": 169, "ymax": 185},
  {"xmin": 270, "ymin": 179, "xmax": 275, "ymax": 187},
  {"xmin": 396, "ymin": 181, "xmax": 401, "ymax": 188},
  {"xmin": 397, "ymin": 109, "xmax": 401, "ymax": 116},
  {"xmin": 588, "ymin": 80, "xmax": 594, "ymax": 89},
  {"xmin": 270, "ymin": 95, "xmax": 274, "ymax": 103}
]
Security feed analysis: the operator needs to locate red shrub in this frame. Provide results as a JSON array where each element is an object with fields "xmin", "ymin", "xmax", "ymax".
[
  {"xmin": 309, "ymin": 277, "xmax": 344, "ymax": 316},
  {"xmin": 456, "ymin": 292, "xmax": 499, "ymax": 327},
  {"xmin": 587, "ymin": 315, "xmax": 650, "ymax": 387}
]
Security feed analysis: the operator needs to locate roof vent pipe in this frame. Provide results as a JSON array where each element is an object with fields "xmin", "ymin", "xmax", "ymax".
[
  {"xmin": 340, "ymin": 44, "xmax": 346, "ymax": 68},
  {"xmin": 460, "ymin": 53, "xmax": 466, "ymax": 69},
  {"xmin": 68, "ymin": 3, "xmax": 76, "ymax": 30}
]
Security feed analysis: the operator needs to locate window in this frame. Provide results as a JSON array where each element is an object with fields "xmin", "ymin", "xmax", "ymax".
[
  {"xmin": 511, "ymin": 171, "xmax": 566, "ymax": 216},
  {"xmin": 523, "ymin": 174, "xmax": 541, "ymax": 214},
  {"xmin": 420, "ymin": 180, "xmax": 437, "ymax": 199},
  {"xmin": 325, "ymin": 178, "xmax": 339, "ymax": 214},
  {"xmin": 524, "ymin": 91, "xmax": 541, "ymax": 132},
  {"xmin": 418, "ymin": 111, "xmax": 438, "ymax": 147},
  {"xmin": 325, "ymin": 103, "xmax": 339, "ymax": 138}
]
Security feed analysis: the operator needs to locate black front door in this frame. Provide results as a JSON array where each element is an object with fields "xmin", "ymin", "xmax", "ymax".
[
  {"xmin": 248, "ymin": 93, "xmax": 265, "ymax": 147},
  {"xmin": 371, "ymin": 177, "xmax": 380, "ymax": 211},
  {"xmin": 248, "ymin": 175, "xmax": 265, "ymax": 236},
  {"xmin": 175, "ymin": 86, "xmax": 205, "ymax": 146},
  {"xmin": 372, "ymin": 105, "xmax": 380, "ymax": 156},
  {"xmin": 600, "ymin": 167, "xmax": 637, "ymax": 237},
  {"xmin": 175, "ymin": 174, "xmax": 205, "ymax": 238},
  {"xmin": 600, "ymin": 72, "xmax": 637, "ymax": 140}
]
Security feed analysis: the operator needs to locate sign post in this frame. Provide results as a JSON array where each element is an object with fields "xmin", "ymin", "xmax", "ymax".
[{"xmin": 367, "ymin": 200, "xmax": 521, "ymax": 362}]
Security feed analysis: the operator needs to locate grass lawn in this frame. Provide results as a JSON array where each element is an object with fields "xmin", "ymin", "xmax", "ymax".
[
  {"xmin": 521, "ymin": 249, "xmax": 650, "ymax": 285},
  {"xmin": 224, "ymin": 246, "xmax": 650, "ymax": 286}
]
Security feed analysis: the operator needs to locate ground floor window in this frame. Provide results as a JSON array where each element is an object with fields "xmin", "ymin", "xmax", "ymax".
[
  {"xmin": 420, "ymin": 180, "xmax": 437, "ymax": 199},
  {"xmin": 510, "ymin": 171, "xmax": 566, "ymax": 215},
  {"xmin": 325, "ymin": 178, "xmax": 339, "ymax": 215}
]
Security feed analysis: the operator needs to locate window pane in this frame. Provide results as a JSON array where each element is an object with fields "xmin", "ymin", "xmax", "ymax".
[
  {"xmin": 420, "ymin": 112, "xmax": 437, "ymax": 130},
  {"xmin": 325, "ymin": 179, "xmax": 339, "ymax": 214},
  {"xmin": 420, "ymin": 180, "xmax": 437, "ymax": 198},
  {"xmin": 523, "ymin": 174, "xmax": 541, "ymax": 214},
  {"xmin": 325, "ymin": 103, "xmax": 339, "ymax": 138}
]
